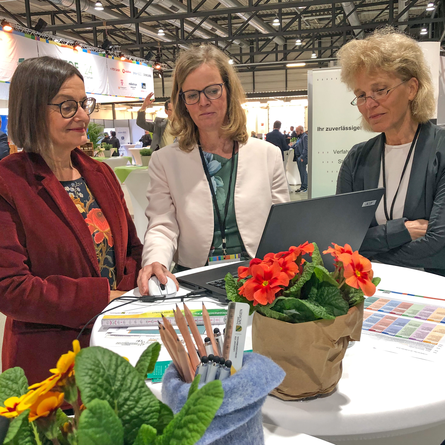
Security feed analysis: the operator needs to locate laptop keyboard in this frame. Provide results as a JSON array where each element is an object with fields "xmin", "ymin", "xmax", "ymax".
[{"xmin": 207, "ymin": 273, "xmax": 238, "ymax": 289}]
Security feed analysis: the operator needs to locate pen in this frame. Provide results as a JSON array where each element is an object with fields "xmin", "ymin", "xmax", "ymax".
[
  {"xmin": 204, "ymin": 337, "xmax": 214, "ymax": 356},
  {"xmin": 213, "ymin": 328, "xmax": 224, "ymax": 357},
  {"xmin": 195, "ymin": 356, "xmax": 209, "ymax": 381},
  {"xmin": 202, "ymin": 303, "xmax": 219, "ymax": 354},
  {"xmin": 218, "ymin": 360, "xmax": 232, "ymax": 381},
  {"xmin": 205, "ymin": 355, "xmax": 219, "ymax": 383}
]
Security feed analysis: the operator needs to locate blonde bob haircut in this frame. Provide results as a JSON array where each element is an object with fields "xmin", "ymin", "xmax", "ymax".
[
  {"xmin": 337, "ymin": 27, "xmax": 435, "ymax": 129},
  {"xmin": 170, "ymin": 45, "xmax": 248, "ymax": 152}
]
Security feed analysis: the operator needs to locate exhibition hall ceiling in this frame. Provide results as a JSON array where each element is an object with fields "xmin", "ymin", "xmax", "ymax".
[{"xmin": 0, "ymin": 0, "xmax": 443, "ymax": 73}]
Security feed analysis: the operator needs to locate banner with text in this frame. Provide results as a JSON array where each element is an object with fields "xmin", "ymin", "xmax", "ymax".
[{"xmin": 308, "ymin": 68, "xmax": 376, "ymax": 199}]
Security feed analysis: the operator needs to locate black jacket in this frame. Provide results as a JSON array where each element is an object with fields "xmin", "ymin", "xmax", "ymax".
[
  {"xmin": 265, "ymin": 129, "xmax": 288, "ymax": 160},
  {"xmin": 337, "ymin": 121, "xmax": 445, "ymax": 276},
  {"xmin": 0, "ymin": 131, "xmax": 9, "ymax": 161}
]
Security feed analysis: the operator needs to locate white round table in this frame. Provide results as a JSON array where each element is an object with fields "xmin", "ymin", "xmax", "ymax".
[{"xmin": 91, "ymin": 263, "xmax": 445, "ymax": 444}]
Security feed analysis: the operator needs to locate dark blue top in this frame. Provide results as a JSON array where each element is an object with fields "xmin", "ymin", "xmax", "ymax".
[{"xmin": 265, "ymin": 129, "xmax": 288, "ymax": 160}]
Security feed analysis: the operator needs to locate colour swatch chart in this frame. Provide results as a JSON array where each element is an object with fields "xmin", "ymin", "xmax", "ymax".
[{"xmin": 361, "ymin": 291, "xmax": 445, "ymax": 361}]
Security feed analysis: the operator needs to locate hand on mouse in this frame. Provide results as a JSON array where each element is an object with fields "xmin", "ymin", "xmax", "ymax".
[{"xmin": 137, "ymin": 262, "xmax": 179, "ymax": 296}]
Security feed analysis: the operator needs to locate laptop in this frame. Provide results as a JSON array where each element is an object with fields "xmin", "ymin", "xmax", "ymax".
[{"xmin": 177, "ymin": 188, "xmax": 384, "ymax": 302}]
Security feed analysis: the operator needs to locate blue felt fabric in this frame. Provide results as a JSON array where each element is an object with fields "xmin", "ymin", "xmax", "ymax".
[{"xmin": 162, "ymin": 352, "xmax": 285, "ymax": 445}]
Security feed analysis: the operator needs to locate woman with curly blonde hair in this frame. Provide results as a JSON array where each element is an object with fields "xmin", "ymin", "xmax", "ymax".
[
  {"xmin": 337, "ymin": 27, "xmax": 445, "ymax": 276},
  {"xmin": 138, "ymin": 45, "xmax": 289, "ymax": 293}
]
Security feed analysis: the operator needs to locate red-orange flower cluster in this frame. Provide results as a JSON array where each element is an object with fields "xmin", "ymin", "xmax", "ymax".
[{"xmin": 237, "ymin": 243, "xmax": 314, "ymax": 306}]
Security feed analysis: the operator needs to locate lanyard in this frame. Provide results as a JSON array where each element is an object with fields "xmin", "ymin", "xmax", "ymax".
[
  {"xmin": 381, "ymin": 124, "xmax": 421, "ymax": 221},
  {"xmin": 199, "ymin": 141, "xmax": 236, "ymax": 255}
]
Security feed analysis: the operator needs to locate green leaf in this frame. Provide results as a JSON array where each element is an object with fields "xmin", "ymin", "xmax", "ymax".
[
  {"xmin": 187, "ymin": 374, "xmax": 201, "ymax": 400},
  {"xmin": 309, "ymin": 283, "xmax": 349, "ymax": 317},
  {"xmin": 133, "ymin": 424, "xmax": 157, "ymax": 445},
  {"xmin": 77, "ymin": 399, "xmax": 124, "ymax": 445},
  {"xmin": 372, "ymin": 277, "xmax": 381, "ymax": 287},
  {"xmin": 156, "ymin": 380, "xmax": 224, "ymax": 445},
  {"xmin": 135, "ymin": 342, "xmax": 161, "ymax": 380},
  {"xmin": 313, "ymin": 265, "xmax": 339, "ymax": 287},
  {"xmin": 74, "ymin": 347, "xmax": 163, "ymax": 445},
  {"xmin": 284, "ymin": 262, "xmax": 315, "ymax": 297},
  {"xmin": 0, "ymin": 368, "xmax": 29, "ymax": 407},
  {"xmin": 257, "ymin": 304, "xmax": 292, "ymax": 322},
  {"xmin": 3, "ymin": 410, "xmax": 36, "ymax": 445},
  {"xmin": 224, "ymin": 273, "xmax": 256, "ymax": 315},
  {"xmin": 154, "ymin": 402, "xmax": 173, "ymax": 436},
  {"xmin": 272, "ymin": 297, "xmax": 335, "ymax": 322},
  {"xmin": 311, "ymin": 243, "xmax": 323, "ymax": 266}
]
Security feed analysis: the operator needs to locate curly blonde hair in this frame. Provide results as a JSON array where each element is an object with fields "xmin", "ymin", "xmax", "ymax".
[
  {"xmin": 170, "ymin": 45, "xmax": 248, "ymax": 152},
  {"xmin": 337, "ymin": 27, "xmax": 435, "ymax": 129}
]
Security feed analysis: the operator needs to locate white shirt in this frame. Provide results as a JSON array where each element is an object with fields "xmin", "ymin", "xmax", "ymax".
[{"xmin": 375, "ymin": 141, "xmax": 416, "ymax": 225}]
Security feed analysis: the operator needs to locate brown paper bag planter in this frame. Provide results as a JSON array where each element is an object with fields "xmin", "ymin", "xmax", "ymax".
[{"xmin": 252, "ymin": 302, "xmax": 364, "ymax": 400}]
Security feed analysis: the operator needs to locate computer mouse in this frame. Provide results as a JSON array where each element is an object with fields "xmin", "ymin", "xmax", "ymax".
[{"xmin": 147, "ymin": 276, "xmax": 177, "ymax": 299}]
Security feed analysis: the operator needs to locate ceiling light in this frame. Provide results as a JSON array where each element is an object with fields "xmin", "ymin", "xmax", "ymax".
[
  {"xmin": 295, "ymin": 39, "xmax": 302, "ymax": 46},
  {"xmin": 120, "ymin": 53, "xmax": 126, "ymax": 61},
  {"xmin": 158, "ymin": 29, "xmax": 165, "ymax": 36},
  {"xmin": 1, "ymin": 20, "xmax": 13, "ymax": 33},
  {"xmin": 426, "ymin": 2, "xmax": 435, "ymax": 10},
  {"xmin": 95, "ymin": 1, "xmax": 104, "ymax": 10},
  {"xmin": 286, "ymin": 62, "xmax": 306, "ymax": 68},
  {"xmin": 228, "ymin": 59, "xmax": 234, "ymax": 65},
  {"xmin": 420, "ymin": 27, "xmax": 428, "ymax": 35},
  {"xmin": 311, "ymin": 52, "xmax": 317, "ymax": 58},
  {"xmin": 273, "ymin": 17, "xmax": 280, "ymax": 26}
]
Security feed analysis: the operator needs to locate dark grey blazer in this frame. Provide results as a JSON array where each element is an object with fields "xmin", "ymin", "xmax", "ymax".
[
  {"xmin": 0, "ymin": 131, "xmax": 9, "ymax": 160},
  {"xmin": 136, "ymin": 112, "xmax": 169, "ymax": 150},
  {"xmin": 337, "ymin": 121, "xmax": 445, "ymax": 276}
]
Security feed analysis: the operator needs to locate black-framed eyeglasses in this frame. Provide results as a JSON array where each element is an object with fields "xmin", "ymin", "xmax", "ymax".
[
  {"xmin": 351, "ymin": 81, "xmax": 407, "ymax": 107},
  {"xmin": 47, "ymin": 97, "xmax": 97, "ymax": 118},
  {"xmin": 180, "ymin": 83, "xmax": 225, "ymax": 105}
]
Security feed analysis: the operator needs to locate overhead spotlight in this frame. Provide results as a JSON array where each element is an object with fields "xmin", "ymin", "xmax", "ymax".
[
  {"xmin": 420, "ymin": 27, "xmax": 428, "ymax": 35},
  {"xmin": 74, "ymin": 42, "xmax": 82, "ymax": 51},
  {"xmin": 120, "ymin": 53, "xmax": 126, "ymax": 61},
  {"xmin": 228, "ymin": 59, "xmax": 234, "ymax": 65},
  {"xmin": 286, "ymin": 62, "xmax": 306, "ymax": 68},
  {"xmin": 158, "ymin": 28, "xmax": 165, "ymax": 36},
  {"xmin": 311, "ymin": 52, "xmax": 317, "ymax": 58},
  {"xmin": 426, "ymin": 2, "xmax": 435, "ymax": 10},
  {"xmin": 295, "ymin": 39, "xmax": 302, "ymax": 46},
  {"xmin": 1, "ymin": 20, "xmax": 13, "ymax": 32},
  {"xmin": 95, "ymin": 1, "xmax": 104, "ymax": 10},
  {"xmin": 34, "ymin": 18, "xmax": 47, "ymax": 32},
  {"xmin": 273, "ymin": 17, "xmax": 280, "ymax": 26},
  {"xmin": 154, "ymin": 61, "xmax": 162, "ymax": 70}
]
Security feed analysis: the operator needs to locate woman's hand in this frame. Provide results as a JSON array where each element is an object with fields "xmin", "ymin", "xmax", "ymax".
[
  {"xmin": 109, "ymin": 290, "xmax": 127, "ymax": 302},
  {"xmin": 405, "ymin": 219, "xmax": 429, "ymax": 240},
  {"xmin": 137, "ymin": 262, "xmax": 179, "ymax": 296}
]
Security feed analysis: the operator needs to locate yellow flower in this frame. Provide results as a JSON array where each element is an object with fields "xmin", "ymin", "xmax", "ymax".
[
  {"xmin": 28, "ymin": 391, "xmax": 65, "ymax": 422},
  {"xmin": 29, "ymin": 340, "xmax": 81, "ymax": 394},
  {"xmin": 0, "ymin": 391, "xmax": 40, "ymax": 419}
]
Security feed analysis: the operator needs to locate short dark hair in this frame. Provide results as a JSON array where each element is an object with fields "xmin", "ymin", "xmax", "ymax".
[
  {"xmin": 164, "ymin": 99, "xmax": 171, "ymax": 112},
  {"xmin": 273, "ymin": 120, "xmax": 281, "ymax": 130},
  {"xmin": 8, "ymin": 56, "xmax": 84, "ymax": 154},
  {"xmin": 111, "ymin": 131, "xmax": 116, "ymax": 137}
]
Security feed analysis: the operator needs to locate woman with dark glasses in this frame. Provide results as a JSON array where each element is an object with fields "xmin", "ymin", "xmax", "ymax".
[
  {"xmin": 137, "ymin": 45, "xmax": 290, "ymax": 295},
  {"xmin": 0, "ymin": 57, "xmax": 142, "ymax": 384},
  {"xmin": 337, "ymin": 27, "xmax": 445, "ymax": 276}
]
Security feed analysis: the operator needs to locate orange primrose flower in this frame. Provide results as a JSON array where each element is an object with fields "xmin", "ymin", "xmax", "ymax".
[
  {"xmin": 0, "ymin": 391, "xmax": 40, "ymax": 419},
  {"xmin": 28, "ymin": 391, "xmax": 65, "ymax": 422},
  {"xmin": 323, "ymin": 243, "xmax": 353, "ymax": 260},
  {"xmin": 238, "ymin": 258, "xmax": 262, "ymax": 279},
  {"xmin": 239, "ymin": 261, "xmax": 289, "ymax": 306},
  {"xmin": 340, "ymin": 251, "xmax": 376, "ymax": 296},
  {"xmin": 285, "ymin": 242, "xmax": 314, "ymax": 262}
]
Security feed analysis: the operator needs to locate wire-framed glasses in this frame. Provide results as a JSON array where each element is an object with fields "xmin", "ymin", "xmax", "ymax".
[
  {"xmin": 180, "ymin": 83, "xmax": 225, "ymax": 105},
  {"xmin": 351, "ymin": 81, "xmax": 407, "ymax": 106},
  {"xmin": 47, "ymin": 97, "xmax": 97, "ymax": 118}
]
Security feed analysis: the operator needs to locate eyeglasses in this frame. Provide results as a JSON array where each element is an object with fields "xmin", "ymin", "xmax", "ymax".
[
  {"xmin": 351, "ymin": 81, "xmax": 407, "ymax": 107},
  {"xmin": 47, "ymin": 97, "xmax": 97, "ymax": 118},
  {"xmin": 180, "ymin": 83, "xmax": 225, "ymax": 105}
]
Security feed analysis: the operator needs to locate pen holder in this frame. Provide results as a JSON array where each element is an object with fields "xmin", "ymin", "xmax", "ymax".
[{"xmin": 162, "ymin": 352, "xmax": 285, "ymax": 445}]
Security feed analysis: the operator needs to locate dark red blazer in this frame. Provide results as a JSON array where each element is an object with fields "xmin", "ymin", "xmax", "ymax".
[{"xmin": 0, "ymin": 149, "xmax": 143, "ymax": 384}]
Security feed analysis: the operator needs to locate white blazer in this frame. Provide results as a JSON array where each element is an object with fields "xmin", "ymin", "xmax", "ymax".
[{"xmin": 142, "ymin": 137, "xmax": 290, "ymax": 269}]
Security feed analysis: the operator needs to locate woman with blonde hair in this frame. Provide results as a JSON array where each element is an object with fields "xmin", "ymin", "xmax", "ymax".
[
  {"xmin": 138, "ymin": 45, "xmax": 289, "ymax": 294},
  {"xmin": 337, "ymin": 27, "xmax": 445, "ymax": 276}
]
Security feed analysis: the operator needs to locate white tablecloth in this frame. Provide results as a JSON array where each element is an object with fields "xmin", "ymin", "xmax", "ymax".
[{"xmin": 91, "ymin": 263, "xmax": 445, "ymax": 444}]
